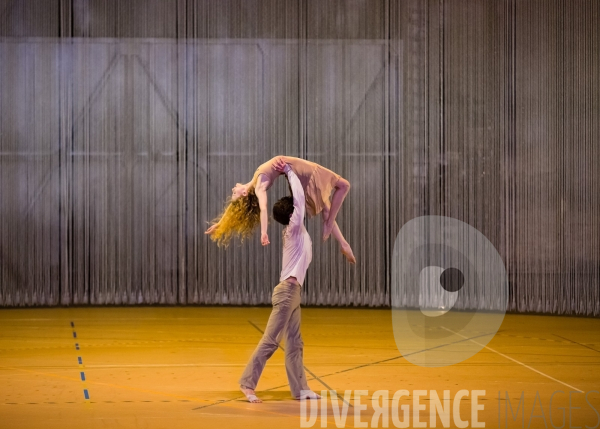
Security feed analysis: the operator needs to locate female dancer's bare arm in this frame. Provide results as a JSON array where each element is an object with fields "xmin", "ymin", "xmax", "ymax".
[
  {"xmin": 321, "ymin": 207, "xmax": 356, "ymax": 264},
  {"xmin": 255, "ymin": 175, "xmax": 270, "ymax": 246}
]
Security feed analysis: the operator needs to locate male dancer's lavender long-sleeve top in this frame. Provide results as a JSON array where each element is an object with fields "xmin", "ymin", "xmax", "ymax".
[{"xmin": 279, "ymin": 164, "xmax": 312, "ymax": 286}]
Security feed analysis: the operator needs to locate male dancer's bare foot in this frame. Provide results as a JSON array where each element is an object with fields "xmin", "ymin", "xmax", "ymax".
[
  {"xmin": 240, "ymin": 385, "xmax": 262, "ymax": 403},
  {"xmin": 297, "ymin": 391, "xmax": 322, "ymax": 400},
  {"xmin": 322, "ymin": 220, "xmax": 334, "ymax": 241},
  {"xmin": 341, "ymin": 244, "xmax": 356, "ymax": 264}
]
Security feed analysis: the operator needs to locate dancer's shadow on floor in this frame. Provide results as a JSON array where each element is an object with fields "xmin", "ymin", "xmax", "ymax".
[{"xmin": 234, "ymin": 391, "xmax": 292, "ymax": 402}]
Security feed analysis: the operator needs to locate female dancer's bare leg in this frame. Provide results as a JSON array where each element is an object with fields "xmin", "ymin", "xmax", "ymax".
[
  {"xmin": 322, "ymin": 208, "xmax": 356, "ymax": 264},
  {"xmin": 322, "ymin": 177, "xmax": 350, "ymax": 241}
]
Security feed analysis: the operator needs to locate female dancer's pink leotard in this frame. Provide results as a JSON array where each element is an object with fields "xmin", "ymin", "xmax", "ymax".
[{"xmin": 251, "ymin": 156, "xmax": 341, "ymax": 218}]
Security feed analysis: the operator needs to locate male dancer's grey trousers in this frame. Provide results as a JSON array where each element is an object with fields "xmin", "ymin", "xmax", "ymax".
[{"xmin": 239, "ymin": 279, "xmax": 310, "ymax": 398}]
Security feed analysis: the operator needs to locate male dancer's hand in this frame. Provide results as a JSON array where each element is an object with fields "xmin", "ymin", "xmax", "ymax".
[
  {"xmin": 261, "ymin": 232, "xmax": 270, "ymax": 246},
  {"xmin": 274, "ymin": 157, "xmax": 287, "ymax": 172}
]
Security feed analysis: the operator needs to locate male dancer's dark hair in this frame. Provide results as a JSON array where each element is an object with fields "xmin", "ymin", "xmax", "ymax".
[{"xmin": 272, "ymin": 196, "xmax": 294, "ymax": 225}]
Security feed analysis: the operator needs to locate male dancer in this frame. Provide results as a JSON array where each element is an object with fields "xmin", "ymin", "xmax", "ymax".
[{"xmin": 239, "ymin": 159, "xmax": 321, "ymax": 403}]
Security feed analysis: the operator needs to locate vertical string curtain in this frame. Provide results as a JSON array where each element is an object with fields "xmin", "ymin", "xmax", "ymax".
[{"xmin": 0, "ymin": 0, "xmax": 598, "ymax": 315}]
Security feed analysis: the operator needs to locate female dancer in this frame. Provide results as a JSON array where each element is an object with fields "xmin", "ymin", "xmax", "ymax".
[{"xmin": 205, "ymin": 156, "xmax": 356, "ymax": 264}]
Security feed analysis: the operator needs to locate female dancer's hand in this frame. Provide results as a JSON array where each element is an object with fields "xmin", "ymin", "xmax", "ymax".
[
  {"xmin": 273, "ymin": 157, "xmax": 287, "ymax": 172},
  {"xmin": 205, "ymin": 223, "xmax": 218, "ymax": 235},
  {"xmin": 261, "ymin": 232, "xmax": 270, "ymax": 246}
]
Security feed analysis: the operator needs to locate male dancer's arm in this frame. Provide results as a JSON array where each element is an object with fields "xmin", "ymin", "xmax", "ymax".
[{"xmin": 283, "ymin": 164, "xmax": 306, "ymax": 234}]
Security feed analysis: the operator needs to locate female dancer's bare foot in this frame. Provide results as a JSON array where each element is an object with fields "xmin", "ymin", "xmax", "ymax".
[
  {"xmin": 240, "ymin": 385, "xmax": 262, "ymax": 403},
  {"xmin": 322, "ymin": 220, "xmax": 334, "ymax": 241},
  {"xmin": 341, "ymin": 244, "xmax": 356, "ymax": 264}
]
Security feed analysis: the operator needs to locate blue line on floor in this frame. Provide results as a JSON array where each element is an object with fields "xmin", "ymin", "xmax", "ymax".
[{"xmin": 70, "ymin": 322, "xmax": 90, "ymax": 403}]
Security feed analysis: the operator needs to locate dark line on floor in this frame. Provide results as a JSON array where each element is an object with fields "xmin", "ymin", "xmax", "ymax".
[
  {"xmin": 316, "ymin": 331, "xmax": 499, "ymax": 379},
  {"xmin": 192, "ymin": 398, "xmax": 237, "ymax": 410},
  {"xmin": 553, "ymin": 334, "xmax": 600, "ymax": 354}
]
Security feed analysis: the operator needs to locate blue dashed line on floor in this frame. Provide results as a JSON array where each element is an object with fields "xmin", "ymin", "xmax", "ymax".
[{"xmin": 71, "ymin": 322, "xmax": 90, "ymax": 401}]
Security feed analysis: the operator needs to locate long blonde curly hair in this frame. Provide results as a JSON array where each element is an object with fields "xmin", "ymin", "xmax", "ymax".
[{"xmin": 208, "ymin": 189, "xmax": 261, "ymax": 247}]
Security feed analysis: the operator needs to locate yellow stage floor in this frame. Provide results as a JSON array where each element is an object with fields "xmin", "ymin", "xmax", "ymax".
[{"xmin": 1, "ymin": 307, "xmax": 599, "ymax": 428}]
